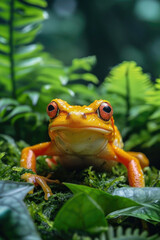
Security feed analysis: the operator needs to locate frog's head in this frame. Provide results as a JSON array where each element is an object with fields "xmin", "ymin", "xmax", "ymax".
[{"xmin": 47, "ymin": 99, "xmax": 115, "ymax": 154}]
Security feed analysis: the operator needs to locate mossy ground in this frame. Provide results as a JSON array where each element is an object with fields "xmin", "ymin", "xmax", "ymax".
[{"xmin": 0, "ymin": 140, "xmax": 160, "ymax": 239}]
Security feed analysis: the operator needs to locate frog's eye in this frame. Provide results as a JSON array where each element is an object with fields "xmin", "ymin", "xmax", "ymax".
[
  {"xmin": 98, "ymin": 102, "xmax": 113, "ymax": 121},
  {"xmin": 47, "ymin": 101, "xmax": 59, "ymax": 119}
]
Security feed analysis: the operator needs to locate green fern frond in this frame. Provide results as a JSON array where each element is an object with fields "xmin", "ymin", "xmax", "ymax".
[
  {"xmin": 99, "ymin": 226, "xmax": 160, "ymax": 240},
  {"xmin": 147, "ymin": 78, "xmax": 160, "ymax": 106},
  {"xmin": 107, "ymin": 226, "xmax": 160, "ymax": 240},
  {"xmin": 0, "ymin": 0, "xmax": 48, "ymax": 98},
  {"xmin": 103, "ymin": 62, "xmax": 153, "ymax": 120},
  {"xmin": 72, "ymin": 227, "xmax": 160, "ymax": 240},
  {"xmin": 104, "ymin": 61, "xmax": 152, "ymax": 103}
]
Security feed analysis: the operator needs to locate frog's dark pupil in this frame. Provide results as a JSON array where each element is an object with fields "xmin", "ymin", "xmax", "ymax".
[
  {"xmin": 103, "ymin": 106, "xmax": 111, "ymax": 113},
  {"xmin": 48, "ymin": 105, "xmax": 55, "ymax": 111}
]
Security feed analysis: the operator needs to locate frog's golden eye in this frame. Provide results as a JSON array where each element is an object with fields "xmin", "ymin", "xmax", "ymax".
[
  {"xmin": 47, "ymin": 101, "xmax": 59, "ymax": 119},
  {"xmin": 98, "ymin": 102, "xmax": 113, "ymax": 121}
]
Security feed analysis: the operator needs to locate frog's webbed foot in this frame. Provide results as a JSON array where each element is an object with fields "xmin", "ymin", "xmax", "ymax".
[{"xmin": 21, "ymin": 173, "xmax": 60, "ymax": 200}]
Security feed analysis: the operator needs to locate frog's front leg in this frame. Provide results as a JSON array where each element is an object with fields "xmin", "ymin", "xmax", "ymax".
[
  {"xmin": 127, "ymin": 151, "xmax": 149, "ymax": 169},
  {"xmin": 20, "ymin": 142, "xmax": 59, "ymax": 200},
  {"xmin": 100, "ymin": 143, "xmax": 145, "ymax": 187}
]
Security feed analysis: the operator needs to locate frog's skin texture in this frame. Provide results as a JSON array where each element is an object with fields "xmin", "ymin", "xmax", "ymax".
[{"xmin": 21, "ymin": 99, "xmax": 149, "ymax": 200}]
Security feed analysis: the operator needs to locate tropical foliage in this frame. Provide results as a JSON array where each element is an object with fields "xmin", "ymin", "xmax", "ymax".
[
  {"xmin": 0, "ymin": 0, "xmax": 160, "ymax": 239},
  {"xmin": 0, "ymin": 141, "xmax": 160, "ymax": 240}
]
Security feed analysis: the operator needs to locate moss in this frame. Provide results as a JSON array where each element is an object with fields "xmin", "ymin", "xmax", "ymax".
[{"xmin": 0, "ymin": 140, "xmax": 160, "ymax": 239}]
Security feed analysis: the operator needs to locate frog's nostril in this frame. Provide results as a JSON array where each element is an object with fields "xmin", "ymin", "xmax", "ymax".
[
  {"xmin": 82, "ymin": 113, "xmax": 87, "ymax": 119},
  {"xmin": 66, "ymin": 112, "xmax": 71, "ymax": 119}
]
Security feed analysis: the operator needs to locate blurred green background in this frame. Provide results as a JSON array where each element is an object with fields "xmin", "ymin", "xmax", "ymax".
[{"xmin": 39, "ymin": 0, "xmax": 160, "ymax": 81}]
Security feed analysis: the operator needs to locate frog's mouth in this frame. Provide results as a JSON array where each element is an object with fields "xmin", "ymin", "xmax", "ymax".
[
  {"xmin": 49, "ymin": 126, "xmax": 112, "ymax": 135},
  {"xmin": 49, "ymin": 126, "xmax": 111, "ymax": 155}
]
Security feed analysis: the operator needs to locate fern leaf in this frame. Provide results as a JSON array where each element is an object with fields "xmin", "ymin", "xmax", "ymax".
[
  {"xmin": 105, "ymin": 61, "xmax": 152, "ymax": 103},
  {"xmin": 147, "ymin": 78, "xmax": 160, "ymax": 106},
  {"xmin": 105, "ymin": 226, "xmax": 160, "ymax": 240},
  {"xmin": 103, "ymin": 62, "xmax": 153, "ymax": 124},
  {"xmin": 0, "ymin": 0, "xmax": 47, "ymax": 98}
]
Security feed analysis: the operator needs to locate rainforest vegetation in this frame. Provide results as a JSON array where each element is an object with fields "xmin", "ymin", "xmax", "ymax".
[{"xmin": 0, "ymin": 0, "xmax": 160, "ymax": 239}]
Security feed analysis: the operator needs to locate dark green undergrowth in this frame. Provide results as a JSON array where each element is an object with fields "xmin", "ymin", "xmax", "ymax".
[{"xmin": 0, "ymin": 140, "xmax": 160, "ymax": 240}]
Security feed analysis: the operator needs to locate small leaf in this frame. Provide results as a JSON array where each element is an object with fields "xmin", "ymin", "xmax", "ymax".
[
  {"xmin": 54, "ymin": 192, "xmax": 108, "ymax": 234},
  {"xmin": 69, "ymin": 56, "xmax": 97, "ymax": 72}
]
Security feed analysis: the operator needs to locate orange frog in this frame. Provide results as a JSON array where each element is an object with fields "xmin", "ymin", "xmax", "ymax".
[{"xmin": 21, "ymin": 99, "xmax": 149, "ymax": 199}]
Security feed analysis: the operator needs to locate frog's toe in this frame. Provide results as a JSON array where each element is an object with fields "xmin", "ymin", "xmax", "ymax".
[{"xmin": 21, "ymin": 173, "xmax": 53, "ymax": 200}]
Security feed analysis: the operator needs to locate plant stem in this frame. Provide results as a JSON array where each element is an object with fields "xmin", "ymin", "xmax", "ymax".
[
  {"xmin": 9, "ymin": 0, "xmax": 16, "ymax": 99},
  {"xmin": 126, "ymin": 64, "xmax": 130, "ymax": 127}
]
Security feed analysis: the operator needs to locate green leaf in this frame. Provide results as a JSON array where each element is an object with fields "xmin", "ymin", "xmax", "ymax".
[
  {"xmin": 0, "ymin": 0, "xmax": 48, "ymax": 98},
  {"xmin": 147, "ymin": 79, "xmax": 160, "ymax": 107},
  {"xmin": 107, "ymin": 204, "xmax": 160, "ymax": 224},
  {"xmin": 1, "ymin": 105, "xmax": 32, "ymax": 122},
  {"xmin": 112, "ymin": 187, "xmax": 160, "ymax": 203},
  {"xmin": 65, "ymin": 184, "xmax": 160, "ymax": 224},
  {"xmin": 106, "ymin": 226, "xmax": 160, "ymax": 240},
  {"xmin": 0, "ymin": 134, "xmax": 17, "ymax": 147},
  {"xmin": 108, "ymin": 187, "xmax": 160, "ymax": 223},
  {"xmin": 104, "ymin": 61, "xmax": 153, "ymax": 103},
  {"xmin": 0, "ymin": 181, "xmax": 41, "ymax": 240},
  {"xmin": 0, "ymin": 98, "xmax": 19, "ymax": 111},
  {"xmin": 69, "ymin": 73, "xmax": 99, "ymax": 84},
  {"xmin": 54, "ymin": 192, "xmax": 108, "ymax": 234},
  {"xmin": 69, "ymin": 56, "xmax": 97, "ymax": 72},
  {"xmin": 64, "ymin": 183, "xmax": 140, "ymax": 215},
  {"xmin": 23, "ymin": 0, "xmax": 47, "ymax": 8}
]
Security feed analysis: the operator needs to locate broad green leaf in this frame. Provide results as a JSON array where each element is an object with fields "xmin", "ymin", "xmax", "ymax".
[
  {"xmin": 65, "ymin": 184, "xmax": 160, "ymax": 224},
  {"xmin": 108, "ymin": 187, "xmax": 160, "ymax": 223},
  {"xmin": 54, "ymin": 192, "xmax": 108, "ymax": 234},
  {"xmin": 107, "ymin": 204, "xmax": 160, "ymax": 223},
  {"xmin": 0, "ymin": 181, "xmax": 41, "ymax": 240},
  {"xmin": 0, "ymin": 181, "xmax": 33, "ymax": 199},
  {"xmin": 64, "ymin": 183, "xmax": 140, "ymax": 215},
  {"xmin": 112, "ymin": 187, "xmax": 160, "ymax": 203}
]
